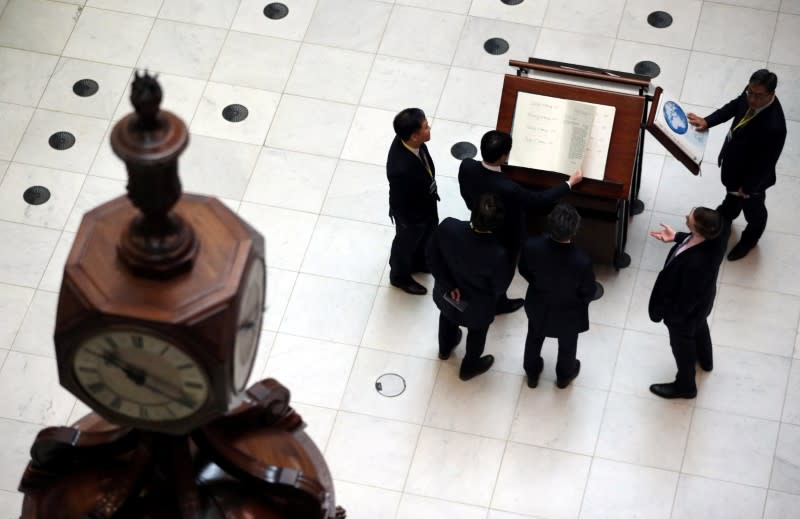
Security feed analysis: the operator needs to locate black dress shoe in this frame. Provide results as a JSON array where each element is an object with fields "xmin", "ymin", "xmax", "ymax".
[
  {"xmin": 459, "ymin": 355, "xmax": 494, "ymax": 381},
  {"xmin": 391, "ymin": 278, "xmax": 427, "ymax": 295},
  {"xmin": 495, "ymin": 298, "xmax": 524, "ymax": 315},
  {"xmin": 526, "ymin": 363, "xmax": 544, "ymax": 388},
  {"xmin": 649, "ymin": 382, "xmax": 697, "ymax": 399},
  {"xmin": 439, "ymin": 329, "xmax": 463, "ymax": 360},
  {"xmin": 727, "ymin": 241, "xmax": 753, "ymax": 261},
  {"xmin": 556, "ymin": 359, "xmax": 580, "ymax": 389}
]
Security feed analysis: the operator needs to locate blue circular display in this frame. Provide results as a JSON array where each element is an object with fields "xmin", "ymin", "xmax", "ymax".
[{"xmin": 663, "ymin": 101, "xmax": 688, "ymax": 135}]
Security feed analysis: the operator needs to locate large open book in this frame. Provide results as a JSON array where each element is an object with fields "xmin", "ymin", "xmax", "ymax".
[
  {"xmin": 507, "ymin": 92, "xmax": 616, "ymax": 180},
  {"xmin": 646, "ymin": 87, "xmax": 708, "ymax": 174}
]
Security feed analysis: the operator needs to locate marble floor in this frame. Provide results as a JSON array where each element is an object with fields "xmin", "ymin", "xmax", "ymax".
[{"xmin": 1, "ymin": 0, "xmax": 800, "ymax": 517}]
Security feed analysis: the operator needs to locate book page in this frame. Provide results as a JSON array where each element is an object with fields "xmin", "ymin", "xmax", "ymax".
[
  {"xmin": 653, "ymin": 91, "xmax": 708, "ymax": 164},
  {"xmin": 581, "ymin": 104, "xmax": 616, "ymax": 180},
  {"xmin": 508, "ymin": 92, "xmax": 596, "ymax": 175}
]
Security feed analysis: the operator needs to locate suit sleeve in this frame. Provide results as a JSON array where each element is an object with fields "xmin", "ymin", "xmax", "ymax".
[
  {"xmin": 743, "ymin": 125, "xmax": 787, "ymax": 193},
  {"xmin": 705, "ymin": 94, "xmax": 743, "ymax": 129},
  {"xmin": 513, "ymin": 181, "xmax": 570, "ymax": 213},
  {"xmin": 665, "ymin": 262, "xmax": 706, "ymax": 322},
  {"xmin": 458, "ymin": 165, "xmax": 475, "ymax": 211},
  {"xmin": 426, "ymin": 228, "xmax": 456, "ymax": 292},
  {"xmin": 387, "ymin": 158, "xmax": 414, "ymax": 221}
]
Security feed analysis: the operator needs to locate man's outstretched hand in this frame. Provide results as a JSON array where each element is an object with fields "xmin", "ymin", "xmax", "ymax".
[
  {"xmin": 568, "ymin": 169, "xmax": 583, "ymax": 187},
  {"xmin": 687, "ymin": 113, "xmax": 708, "ymax": 132},
  {"xmin": 649, "ymin": 223, "xmax": 677, "ymax": 243}
]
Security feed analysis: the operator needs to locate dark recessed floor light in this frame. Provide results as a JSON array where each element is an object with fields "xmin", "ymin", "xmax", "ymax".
[
  {"xmin": 23, "ymin": 186, "xmax": 51, "ymax": 205},
  {"xmin": 634, "ymin": 60, "xmax": 661, "ymax": 78},
  {"xmin": 221, "ymin": 104, "xmax": 249, "ymax": 123},
  {"xmin": 484, "ymin": 37, "xmax": 510, "ymax": 55},
  {"xmin": 451, "ymin": 142, "xmax": 478, "ymax": 160},
  {"xmin": 48, "ymin": 131, "xmax": 76, "ymax": 150},
  {"xmin": 647, "ymin": 11, "xmax": 673, "ymax": 28},
  {"xmin": 500, "ymin": 0, "xmax": 525, "ymax": 5},
  {"xmin": 72, "ymin": 78, "xmax": 99, "ymax": 97},
  {"xmin": 263, "ymin": 2, "xmax": 289, "ymax": 20}
]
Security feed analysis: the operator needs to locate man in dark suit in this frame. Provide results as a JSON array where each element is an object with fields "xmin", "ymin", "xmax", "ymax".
[
  {"xmin": 688, "ymin": 69, "xmax": 786, "ymax": 261},
  {"xmin": 387, "ymin": 107, "xmax": 439, "ymax": 295},
  {"xmin": 519, "ymin": 204, "xmax": 596, "ymax": 389},
  {"xmin": 648, "ymin": 206, "xmax": 731, "ymax": 399},
  {"xmin": 426, "ymin": 193, "xmax": 508, "ymax": 381},
  {"xmin": 458, "ymin": 130, "xmax": 582, "ymax": 314}
]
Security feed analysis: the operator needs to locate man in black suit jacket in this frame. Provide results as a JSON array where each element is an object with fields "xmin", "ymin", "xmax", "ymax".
[
  {"xmin": 458, "ymin": 130, "xmax": 583, "ymax": 314},
  {"xmin": 648, "ymin": 206, "xmax": 731, "ymax": 399},
  {"xmin": 519, "ymin": 204, "xmax": 596, "ymax": 389},
  {"xmin": 688, "ymin": 69, "xmax": 786, "ymax": 261},
  {"xmin": 387, "ymin": 108, "xmax": 440, "ymax": 295},
  {"xmin": 426, "ymin": 193, "xmax": 508, "ymax": 381}
]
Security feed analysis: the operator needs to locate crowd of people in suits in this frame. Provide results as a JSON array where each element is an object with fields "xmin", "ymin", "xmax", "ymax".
[{"xmin": 385, "ymin": 68, "xmax": 786, "ymax": 398}]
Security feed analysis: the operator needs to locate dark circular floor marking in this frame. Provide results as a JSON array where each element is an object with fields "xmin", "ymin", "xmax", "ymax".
[
  {"xmin": 222, "ymin": 104, "xmax": 249, "ymax": 123},
  {"xmin": 451, "ymin": 141, "xmax": 478, "ymax": 160},
  {"xmin": 375, "ymin": 373, "xmax": 406, "ymax": 398},
  {"xmin": 263, "ymin": 2, "xmax": 289, "ymax": 19},
  {"xmin": 48, "ymin": 131, "xmax": 76, "ymax": 150},
  {"xmin": 634, "ymin": 60, "xmax": 661, "ymax": 78},
  {"xmin": 484, "ymin": 37, "xmax": 510, "ymax": 55},
  {"xmin": 72, "ymin": 78, "xmax": 99, "ymax": 97},
  {"xmin": 647, "ymin": 11, "xmax": 673, "ymax": 28},
  {"xmin": 500, "ymin": 0, "xmax": 525, "ymax": 5},
  {"xmin": 23, "ymin": 186, "xmax": 51, "ymax": 205}
]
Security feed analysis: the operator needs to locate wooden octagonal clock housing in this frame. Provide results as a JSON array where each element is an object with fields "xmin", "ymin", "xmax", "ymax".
[{"xmin": 53, "ymin": 73, "xmax": 266, "ymax": 435}]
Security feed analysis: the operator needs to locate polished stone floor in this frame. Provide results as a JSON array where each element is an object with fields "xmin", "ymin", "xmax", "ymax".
[{"xmin": 1, "ymin": 0, "xmax": 800, "ymax": 517}]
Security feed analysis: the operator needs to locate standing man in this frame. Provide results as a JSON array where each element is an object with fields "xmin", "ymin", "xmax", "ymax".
[
  {"xmin": 427, "ymin": 193, "xmax": 508, "ymax": 381},
  {"xmin": 459, "ymin": 130, "xmax": 583, "ymax": 314},
  {"xmin": 519, "ymin": 204, "xmax": 596, "ymax": 389},
  {"xmin": 387, "ymin": 107, "xmax": 439, "ymax": 295},
  {"xmin": 687, "ymin": 69, "xmax": 786, "ymax": 261},
  {"xmin": 648, "ymin": 206, "xmax": 731, "ymax": 399}
]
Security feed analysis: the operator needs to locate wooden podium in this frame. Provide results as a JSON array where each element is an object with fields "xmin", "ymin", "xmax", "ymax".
[{"xmin": 498, "ymin": 58, "xmax": 653, "ymax": 268}]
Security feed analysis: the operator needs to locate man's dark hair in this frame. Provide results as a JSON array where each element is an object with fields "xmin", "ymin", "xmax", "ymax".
[
  {"xmin": 547, "ymin": 203, "xmax": 581, "ymax": 242},
  {"xmin": 471, "ymin": 193, "xmax": 504, "ymax": 233},
  {"xmin": 480, "ymin": 130, "xmax": 513, "ymax": 164},
  {"xmin": 750, "ymin": 69, "xmax": 778, "ymax": 93},
  {"xmin": 393, "ymin": 108, "xmax": 426, "ymax": 141},
  {"xmin": 692, "ymin": 207, "xmax": 722, "ymax": 240}
]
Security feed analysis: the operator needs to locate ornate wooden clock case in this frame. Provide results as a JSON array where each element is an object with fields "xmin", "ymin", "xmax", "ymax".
[{"xmin": 17, "ymin": 73, "xmax": 345, "ymax": 519}]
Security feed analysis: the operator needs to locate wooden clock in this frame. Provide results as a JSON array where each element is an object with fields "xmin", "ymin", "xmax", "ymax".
[{"xmin": 18, "ymin": 72, "xmax": 346, "ymax": 519}]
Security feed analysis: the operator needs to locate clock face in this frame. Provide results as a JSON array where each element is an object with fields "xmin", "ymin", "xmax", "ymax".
[
  {"xmin": 72, "ymin": 331, "xmax": 210, "ymax": 423},
  {"xmin": 232, "ymin": 259, "xmax": 266, "ymax": 392}
]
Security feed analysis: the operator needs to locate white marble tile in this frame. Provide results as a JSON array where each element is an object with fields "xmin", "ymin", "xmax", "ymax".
[
  {"xmin": 611, "ymin": 329, "xmax": 681, "ymax": 399},
  {"xmin": 325, "ymin": 411, "xmax": 419, "ymax": 490},
  {"xmin": 340, "ymin": 106, "xmax": 397, "ymax": 166},
  {"xmin": 653, "ymin": 158, "xmax": 725, "ymax": 217},
  {"xmin": 425, "ymin": 362, "xmax": 521, "ymax": 439},
  {"xmin": 763, "ymin": 490, "xmax": 800, "ymax": 519},
  {"xmin": 683, "ymin": 407, "xmax": 778, "ymax": 487},
  {"xmin": 333, "ymin": 480, "xmax": 401, "ymax": 518},
  {"xmin": 63, "ymin": 7, "xmax": 153, "ymax": 68},
  {"xmin": 624, "ymin": 269, "xmax": 669, "ymax": 336},
  {"xmin": 0, "ymin": 490, "xmax": 22, "ymax": 519},
  {"xmin": 783, "ymin": 0, "xmax": 800, "ymax": 14},
  {"xmin": 423, "ymin": 119, "xmax": 492, "ymax": 179},
  {"xmin": 487, "ymin": 511, "xmax": 536, "ymax": 519},
  {"xmin": 0, "ymin": 283, "xmax": 34, "ymax": 350},
  {"xmin": 237, "ymin": 202, "xmax": 317, "ymax": 271},
  {"xmin": 262, "ymin": 268, "xmax": 296, "ymax": 333},
  {"xmin": 768, "ymin": 62, "xmax": 800, "ymax": 122},
  {"xmin": 265, "ymin": 95, "xmax": 356, "ymax": 158},
  {"xmin": 305, "ymin": 0, "xmax": 391, "ymax": 53},
  {"xmin": 396, "ymin": 494, "xmax": 487, "ymax": 519},
  {"xmin": 0, "ymin": 351, "xmax": 75, "ymax": 425},
  {"xmin": 694, "ymin": 3, "xmax": 777, "ymax": 61},
  {"xmin": 406, "ymin": 427, "xmax": 505, "ymax": 507},
  {"xmin": 138, "ymin": 19, "xmax": 227, "ymax": 79},
  {"xmin": 190, "ymin": 82, "xmax": 281, "ymax": 145},
  {"xmin": 492, "ymin": 442, "xmax": 590, "ymax": 519},
  {"xmin": 301, "ymin": 216, "xmax": 393, "ymax": 284},
  {"xmin": 764, "ymin": 174, "xmax": 800, "ymax": 236},
  {"xmin": 579, "ymin": 458, "xmax": 678, "ymax": 519},
  {"xmin": 39, "ymin": 58, "xmax": 131, "ymax": 120},
  {"xmin": 0, "ymin": 221, "xmax": 61, "ymax": 288},
  {"xmin": 470, "ymin": 0, "xmax": 548, "ymax": 26},
  {"xmin": 361, "ymin": 56, "xmax": 449, "ymax": 114},
  {"xmin": 361, "ymin": 285, "xmax": 440, "ymax": 359},
  {"xmin": 13, "ymin": 110, "xmax": 108, "ymax": 174},
  {"xmin": 0, "ymin": 102, "xmax": 33, "ymax": 161},
  {"xmin": 721, "ymin": 231, "xmax": 800, "ymax": 296},
  {"xmin": 771, "ymin": 422, "xmax": 800, "ymax": 493},
  {"xmin": 380, "ymin": 6, "xmax": 464, "ymax": 65},
  {"xmin": 672, "ymin": 474, "xmax": 766, "ymax": 519},
  {"xmin": 770, "ymin": 13, "xmax": 800, "ymax": 65},
  {"xmin": 532, "ymin": 28, "xmax": 615, "ymax": 70},
  {"xmin": 245, "ymin": 330, "xmax": 275, "ymax": 389},
  {"xmin": 0, "ymin": 163, "xmax": 84, "ymax": 229},
  {"xmin": 11, "ymin": 290, "xmax": 58, "ymax": 358},
  {"xmin": 286, "ymin": 402, "xmax": 336, "ymax": 452},
  {"xmin": 777, "ymin": 121, "xmax": 800, "ymax": 177},
  {"xmin": 158, "ymin": 0, "xmax": 239, "ymax": 28},
  {"xmin": 396, "ymin": 0, "xmax": 470, "ymax": 13},
  {"xmin": 510, "ymin": 382, "xmax": 606, "ymax": 456},
  {"xmin": 436, "ymin": 67, "xmax": 504, "ymax": 127},
  {"xmin": 543, "ymin": 0, "xmax": 625, "ymax": 38},
  {"xmin": 176, "ymin": 134, "xmax": 261, "ymax": 199},
  {"xmin": 265, "ymin": 333, "xmax": 356, "ymax": 408},
  {"xmin": 717, "ymin": 0, "xmax": 781, "ymax": 8},
  {"xmin": 211, "ymin": 31, "xmax": 300, "ymax": 93},
  {"xmin": 618, "ymin": 0, "xmax": 703, "ymax": 50},
  {"xmin": 681, "ymin": 52, "xmax": 765, "ymax": 108},
  {"xmin": 596, "ymin": 392, "xmax": 692, "ymax": 470},
  {"xmin": 111, "ymin": 72, "xmax": 207, "ymax": 127},
  {"xmin": 453, "ymin": 16, "xmax": 537, "ymax": 75},
  {"xmin": 640, "ymin": 212, "xmax": 690, "ymax": 272},
  {"xmin": 322, "ymin": 160, "xmax": 390, "ymax": 226},
  {"xmin": 0, "ymin": 0, "xmax": 77, "ymax": 54},
  {"xmin": 546, "ymin": 323, "xmax": 623, "ymax": 391},
  {"xmin": 0, "ymin": 48, "xmax": 58, "ymax": 106},
  {"xmin": 609, "ymin": 41, "xmax": 691, "ymax": 99},
  {"xmin": 588, "ymin": 264, "xmax": 636, "ymax": 329},
  {"xmin": 340, "ymin": 347, "xmax": 439, "ymax": 424},
  {"xmin": 280, "ymin": 274, "xmax": 376, "ymax": 345},
  {"xmin": 86, "ymin": 0, "xmax": 162, "ymax": 16},
  {"xmin": 64, "ymin": 176, "xmax": 125, "ymax": 232},
  {"xmin": 0, "ymin": 418, "xmax": 46, "ymax": 493},
  {"xmin": 784, "ymin": 359, "xmax": 800, "ymax": 424},
  {"xmin": 638, "ymin": 154, "xmax": 665, "ymax": 212},
  {"xmin": 232, "ymin": 0, "xmax": 318, "ymax": 41},
  {"xmin": 286, "ymin": 44, "xmax": 374, "ymax": 104}
]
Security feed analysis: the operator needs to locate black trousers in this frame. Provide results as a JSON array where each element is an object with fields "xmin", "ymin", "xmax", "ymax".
[
  {"xmin": 523, "ymin": 321, "xmax": 579, "ymax": 380},
  {"xmin": 496, "ymin": 239, "xmax": 520, "ymax": 305},
  {"xmin": 438, "ymin": 313, "xmax": 488, "ymax": 370},
  {"xmin": 389, "ymin": 217, "xmax": 435, "ymax": 281},
  {"xmin": 665, "ymin": 318, "xmax": 713, "ymax": 391},
  {"xmin": 717, "ymin": 192, "xmax": 767, "ymax": 247}
]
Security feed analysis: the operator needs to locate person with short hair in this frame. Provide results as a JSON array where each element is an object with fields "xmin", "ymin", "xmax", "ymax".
[
  {"xmin": 687, "ymin": 69, "xmax": 786, "ymax": 261},
  {"xmin": 458, "ymin": 130, "xmax": 583, "ymax": 314},
  {"xmin": 387, "ymin": 108, "xmax": 440, "ymax": 295},
  {"xmin": 648, "ymin": 206, "xmax": 731, "ymax": 399},
  {"xmin": 519, "ymin": 203, "xmax": 596, "ymax": 389},
  {"xmin": 426, "ymin": 193, "xmax": 509, "ymax": 381}
]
